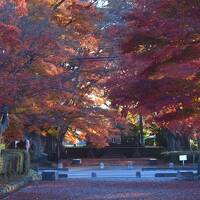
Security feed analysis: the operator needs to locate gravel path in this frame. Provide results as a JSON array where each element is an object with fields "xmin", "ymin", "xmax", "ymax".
[{"xmin": 3, "ymin": 180, "xmax": 200, "ymax": 200}]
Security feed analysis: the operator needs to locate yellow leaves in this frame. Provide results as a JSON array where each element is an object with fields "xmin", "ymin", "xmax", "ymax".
[
  {"xmin": 44, "ymin": 98, "xmax": 80, "ymax": 114},
  {"xmin": 78, "ymin": 132, "xmax": 85, "ymax": 140},
  {"xmin": 31, "ymin": 60, "xmax": 64, "ymax": 76},
  {"xmin": 51, "ymin": 0, "xmax": 94, "ymax": 28},
  {"xmin": 64, "ymin": 132, "xmax": 77, "ymax": 144},
  {"xmin": 64, "ymin": 129, "xmax": 86, "ymax": 144},
  {"xmin": 190, "ymin": 33, "xmax": 200, "ymax": 43},
  {"xmin": 35, "ymin": 127, "xmax": 60, "ymax": 137},
  {"xmin": 193, "ymin": 97, "xmax": 200, "ymax": 110},
  {"xmin": 13, "ymin": 107, "xmax": 27, "ymax": 114},
  {"xmin": 30, "ymin": 102, "xmax": 42, "ymax": 113},
  {"xmin": 88, "ymin": 94, "xmax": 105, "ymax": 106},
  {"xmin": 136, "ymin": 44, "xmax": 145, "ymax": 53},
  {"xmin": 52, "ymin": 11, "xmax": 73, "ymax": 27},
  {"xmin": 47, "ymin": 0, "xmax": 57, "ymax": 7},
  {"xmin": 194, "ymin": 97, "xmax": 200, "ymax": 102},
  {"xmin": 163, "ymin": 105, "xmax": 177, "ymax": 114},
  {"xmin": 41, "ymin": 131, "xmax": 47, "ymax": 136},
  {"xmin": 80, "ymin": 36, "xmax": 98, "ymax": 53},
  {"xmin": 45, "ymin": 62, "xmax": 64, "ymax": 76},
  {"xmin": 28, "ymin": 126, "xmax": 42, "ymax": 134},
  {"xmin": 64, "ymin": 106, "xmax": 79, "ymax": 113},
  {"xmin": 47, "ymin": 127, "xmax": 59, "ymax": 136},
  {"xmin": 95, "ymin": 98, "xmax": 105, "ymax": 106},
  {"xmin": 28, "ymin": 0, "xmax": 54, "ymax": 8},
  {"xmin": 45, "ymin": 100, "xmax": 55, "ymax": 108},
  {"xmin": 127, "ymin": 112, "xmax": 138, "ymax": 125},
  {"xmin": 88, "ymin": 128, "xmax": 98, "ymax": 135},
  {"xmin": 87, "ymin": 89, "xmax": 108, "ymax": 107},
  {"xmin": 63, "ymin": 46, "xmax": 76, "ymax": 55}
]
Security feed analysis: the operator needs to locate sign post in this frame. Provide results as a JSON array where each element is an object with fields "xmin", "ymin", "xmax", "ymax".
[{"xmin": 179, "ymin": 155, "xmax": 187, "ymax": 166}]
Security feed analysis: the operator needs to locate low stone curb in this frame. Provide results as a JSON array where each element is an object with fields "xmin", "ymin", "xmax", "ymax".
[{"xmin": 142, "ymin": 167, "xmax": 197, "ymax": 171}]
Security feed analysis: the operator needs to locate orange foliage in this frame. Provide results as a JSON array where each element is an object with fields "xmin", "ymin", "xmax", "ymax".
[{"xmin": 0, "ymin": 0, "xmax": 121, "ymax": 148}]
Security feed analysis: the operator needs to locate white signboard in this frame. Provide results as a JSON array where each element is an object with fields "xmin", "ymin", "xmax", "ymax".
[
  {"xmin": 179, "ymin": 155, "xmax": 187, "ymax": 161},
  {"xmin": 179, "ymin": 155, "xmax": 187, "ymax": 166}
]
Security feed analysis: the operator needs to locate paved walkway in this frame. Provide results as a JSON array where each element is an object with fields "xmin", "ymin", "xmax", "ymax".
[
  {"xmin": 3, "ymin": 180, "xmax": 200, "ymax": 200},
  {"xmin": 38, "ymin": 166, "xmax": 197, "ymax": 179}
]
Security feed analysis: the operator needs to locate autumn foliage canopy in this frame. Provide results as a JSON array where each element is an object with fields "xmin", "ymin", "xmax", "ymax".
[
  {"xmin": 0, "ymin": 0, "xmax": 120, "ymax": 147},
  {"xmin": 1, "ymin": 0, "xmax": 199, "ymax": 148},
  {"xmin": 106, "ymin": 0, "xmax": 200, "ymax": 136}
]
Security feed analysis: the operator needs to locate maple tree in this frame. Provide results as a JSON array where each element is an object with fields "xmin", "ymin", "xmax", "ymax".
[
  {"xmin": 105, "ymin": 0, "xmax": 200, "ymax": 172},
  {"xmin": 0, "ymin": 0, "xmax": 122, "ymax": 163}
]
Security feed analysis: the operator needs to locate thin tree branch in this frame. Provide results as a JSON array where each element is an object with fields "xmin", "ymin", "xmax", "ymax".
[{"xmin": 52, "ymin": 0, "xmax": 66, "ymax": 11}]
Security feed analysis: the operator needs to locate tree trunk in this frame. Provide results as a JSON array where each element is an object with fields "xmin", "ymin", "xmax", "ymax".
[
  {"xmin": 180, "ymin": 134, "xmax": 190, "ymax": 150},
  {"xmin": 163, "ymin": 128, "xmax": 175, "ymax": 151},
  {"xmin": 55, "ymin": 126, "xmax": 68, "ymax": 165},
  {"xmin": 0, "ymin": 104, "xmax": 9, "ymax": 136},
  {"xmin": 138, "ymin": 114, "xmax": 144, "ymax": 147},
  {"xmin": 56, "ymin": 137, "xmax": 61, "ymax": 164},
  {"xmin": 197, "ymin": 139, "xmax": 200, "ymax": 175}
]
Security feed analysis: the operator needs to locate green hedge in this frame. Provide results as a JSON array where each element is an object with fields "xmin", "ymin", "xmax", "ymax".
[
  {"xmin": 0, "ymin": 149, "xmax": 30, "ymax": 178},
  {"xmin": 161, "ymin": 151, "xmax": 200, "ymax": 163}
]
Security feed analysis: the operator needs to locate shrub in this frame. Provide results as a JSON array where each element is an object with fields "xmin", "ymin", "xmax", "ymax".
[
  {"xmin": 161, "ymin": 151, "xmax": 199, "ymax": 164},
  {"xmin": 1, "ymin": 149, "xmax": 30, "ymax": 178}
]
